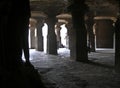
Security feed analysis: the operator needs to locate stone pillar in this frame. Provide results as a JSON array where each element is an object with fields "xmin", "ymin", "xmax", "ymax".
[
  {"xmin": 85, "ymin": 13, "xmax": 95, "ymax": 52},
  {"xmin": 115, "ymin": 0, "xmax": 120, "ymax": 72},
  {"xmin": 65, "ymin": 20, "xmax": 72, "ymax": 49},
  {"xmin": 95, "ymin": 19, "xmax": 114, "ymax": 48},
  {"xmin": 55, "ymin": 22, "xmax": 62, "ymax": 48},
  {"xmin": 46, "ymin": 16, "xmax": 58, "ymax": 55},
  {"xmin": 115, "ymin": 17, "xmax": 120, "ymax": 72},
  {"xmin": 68, "ymin": 0, "xmax": 88, "ymax": 62},
  {"xmin": 36, "ymin": 17, "xmax": 44, "ymax": 51},
  {"xmin": 64, "ymin": 24, "xmax": 69, "ymax": 48},
  {"xmin": 29, "ymin": 18, "xmax": 36, "ymax": 49}
]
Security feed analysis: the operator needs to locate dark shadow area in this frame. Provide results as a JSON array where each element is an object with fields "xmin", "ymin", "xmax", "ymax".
[
  {"xmin": 0, "ymin": 63, "xmax": 46, "ymax": 88},
  {"xmin": 0, "ymin": 1, "xmax": 46, "ymax": 88},
  {"xmin": 85, "ymin": 60, "xmax": 114, "ymax": 69},
  {"xmin": 58, "ymin": 48, "xmax": 114, "ymax": 69},
  {"xmin": 87, "ymin": 49, "xmax": 115, "ymax": 68}
]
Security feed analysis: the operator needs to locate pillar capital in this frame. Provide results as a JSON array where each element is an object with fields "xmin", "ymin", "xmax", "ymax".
[
  {"xmin": 68, "ymin": 0, "xmax": 89, "ymax": 14},
  {"xmin": 32, "ymin": 17, "xmax": 45, "ymax": 27},
  {"xmin": 45, "ymin": 15, "xmax": 57, "ymax": 25},
  {"xmin": 29, "ymin": 18, "xmax": 37, "ymax": 29}
]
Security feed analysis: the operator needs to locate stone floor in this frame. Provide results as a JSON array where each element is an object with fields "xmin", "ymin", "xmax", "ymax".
[{"xmin": 28, "ymin": 48, "xmax": 120, "ymax": 88}]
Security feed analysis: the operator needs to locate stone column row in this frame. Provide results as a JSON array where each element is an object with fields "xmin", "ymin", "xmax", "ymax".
[
  {"xmin": 30, "ymin": 16, "xmax": 58, "ymax": 55},
  {"xmin": 30, "ymin": 0, "xmax": 120, "ymax": 73}
]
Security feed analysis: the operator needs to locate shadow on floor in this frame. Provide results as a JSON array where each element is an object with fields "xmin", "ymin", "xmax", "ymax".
[{"xmin": 0, "ymin": 63, "xmax": 46, "ymax": 88}]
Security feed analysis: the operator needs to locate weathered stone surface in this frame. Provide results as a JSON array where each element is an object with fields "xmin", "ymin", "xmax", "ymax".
[
  {"xmin": 29, "ymin": 49, "xmax": 120, "ymax": 88},
  {"xmin": 30, "ymin": 0, "xmax": 119, "ymax": 17}
]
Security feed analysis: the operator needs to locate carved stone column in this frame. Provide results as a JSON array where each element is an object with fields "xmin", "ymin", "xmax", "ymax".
[
  {"xmin": 95, "ymin": 19, "xmax": 114, "ymax": 48},
  {"xmin": 46, "ymin": 16, "xmax": 58, "ymax": 55},
  {"xmin": 68, "ymin": 0, "xmax": 88, "ymax": 62},
  {"xmin": 65, "ymin": 20, "xmax": 72, "ymax": 49},
  {"xmin": 85, "ymin": 13, "xmax": 95, "ymax": 52},
  {"xmin": 36, "ymin": 17, "xmax": 44, "ymax": 51},
  {"xmin": 29, "ymin": 18, "xmax": 36, "ymax": 49},
  {"xmin": 115, "ymin": 0, "xmax": 120, "ymax": 72},
  {"xmin": 55, "ymin": 22, "xmax": 62, "ymax": 48}
]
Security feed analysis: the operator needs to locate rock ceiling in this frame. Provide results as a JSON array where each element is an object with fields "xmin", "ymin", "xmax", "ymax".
[{"xmin": 30, "ymin": 0, "xmax": 119, "ymax": 18}]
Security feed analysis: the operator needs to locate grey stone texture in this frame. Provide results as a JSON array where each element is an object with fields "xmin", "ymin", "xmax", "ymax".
[{"xmin": 29, "ymin": 48, "xmax": 120, "ymax": 88}]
